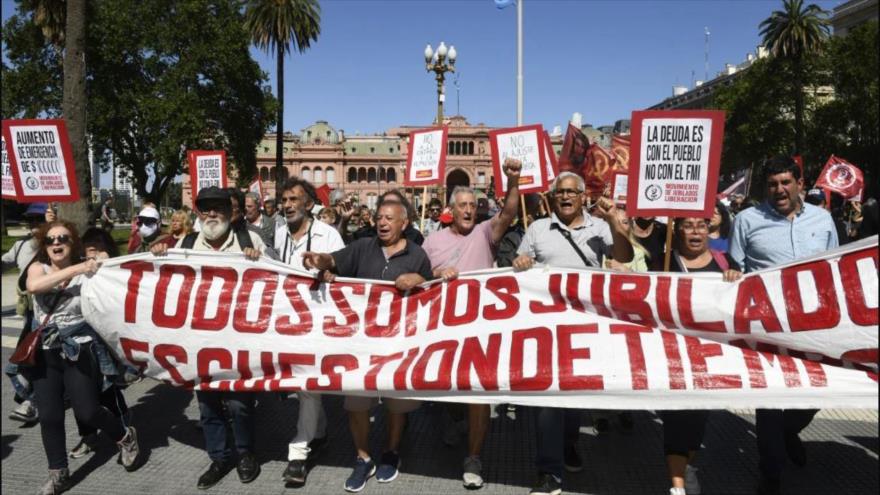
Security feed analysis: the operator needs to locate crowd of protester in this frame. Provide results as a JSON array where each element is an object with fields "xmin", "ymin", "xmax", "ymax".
[{"xmin": 2, "ymin": 155, "xmax": 877, "ymax": 495}]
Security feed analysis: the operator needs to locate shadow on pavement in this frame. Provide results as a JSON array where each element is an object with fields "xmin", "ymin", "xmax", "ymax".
[{"xmin": 2, "ymin": 434, "xmax": 20, "ymax": 460}]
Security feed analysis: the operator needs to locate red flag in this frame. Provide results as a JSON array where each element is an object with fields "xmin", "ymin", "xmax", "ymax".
[
  {"xmin": 580, "ymin": 143, "xmax": 617, "ymax": 198},
  {"xmin": 610, "ymin": 135, "xmax": 630, "ymax": 174},
  {"xmin": 557, "ymin": 123, "xmax": 589, "ymax": 174},
  {"xmin": 315, "ymin": 184, "xmax": 332, "ymax": 206},
  {"xmin": 815, "ymin": 155, "xmax": 864, "ymax": 200}
]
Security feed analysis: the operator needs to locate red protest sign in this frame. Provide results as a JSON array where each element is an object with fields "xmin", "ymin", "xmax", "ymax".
[
  {"xmin": 2, "ymin": 119, "xmax": 80, "ymax": 202},
  {"xmin": 489, "ymin": 124, "xmax": 549, "ymax": 196},
  {"xmin": 404, "ymin": 127, "xmax": 448, "ymax": 186},
  {"xmin": 627, "ymin": 110, "xmax": 724, "ymax": 218},
  {"xmin": 187, "ymin": 150, "xmax": 228, "ymax": 202}
]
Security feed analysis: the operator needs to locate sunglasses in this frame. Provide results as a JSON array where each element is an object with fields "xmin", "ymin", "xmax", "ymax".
[
  {"xmin": 137, "ymin": 218, "xmax": 159, "ymax": 226},
  {"xmin": 45, "ymin": 234, "xmax": 72, "ymax": 245}
]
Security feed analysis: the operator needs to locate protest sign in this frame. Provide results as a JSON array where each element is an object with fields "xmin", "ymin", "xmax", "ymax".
[
  {"xmin": 1, "ymin": 119, "xmax": 79, "ymax": 202},
  {"xmin": 611, "ymin": 172, "xmax": 628, "ymax": 206},
  {"xmin": 815, "ymin": 155, "xmax": 864, "ymax": 201},
  {"xmin": 248, "ymin": 178, "xmax": 263, "ymax": 199},
  {"xmin": 627, "ymin": 110, "xmax": 724, "ymax": 218},
  {"xmin": 489, "ymin": 124, "xmax": 549, "ymax": 196},
  {"xmin": 1, "ymin": 134, "xmax": 16, "ymax": 199},
  {"xmin": 557, "ymin": 123, "xmax": 588, "ymax": 175},
  {"xmin": 543, "ymin": 131, "xmax": 558, "ymax": 182},
  {"xmin": 82, "ymin": 237, "xmax": 878, "ymax": 410},
  {"xmin": 187, "ymin": 150, "xmax": 228, "ymax": 202},
  {"xmin": 404, "ymin": 127, "xmax": 448, "ymax": 186}
]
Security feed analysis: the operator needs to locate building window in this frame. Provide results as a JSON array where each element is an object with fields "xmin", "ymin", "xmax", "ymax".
[
  {"xmin": 263, "ymin": 147, "xmax": 269, "ymax": 153},
  {"xmin": 387, "ymin": 168, "xmax": 397, "ymax": 183},
  {"xmin": 368, "ymin": 167, "xmax": 377, "ymax": 182},
  {"xmin": 389, "ymin": 147, "xmax": 394, "ymax": 153},
  {"xmin": 448, "ymin": 142, "xmax": 455, "ymax": 155},
  {"xmin": 326, "ymin": 168, "xmax": 336, "ymax": 184},
  {"xmin": 468, "ymin": 142, "xmax": 474, "ymax": 155},
  {"xmin": 477, "ymin": 171, "xmax": 486, "ymax": 185},
  {"xmin": 379, "ymin": 167, "xmax": 386, "ymax": 182},
  {"xmin": 370, "ymin": 147, "xmax": 375, "ymax": 153},
  {"xmin": 358, "ymin": 167, "xmax": 367, "ymax": 182},
  {"xmin": 301, "ymin": 167, "xmax": 312, "ymax": 182},
  {"xmin": 314, "ymin": 167, "xmax": 324, "ymax": 184},
  {"xmin": 367, "ymin": 193, "xmax": 378, "ymax": 210},
  {"xmin": 455, "ymin": 141, "xmax": 462, "ymax": 155},
  {"xmin": 348, "ymin": 168, "xmax": 357, "ymax": 183}
]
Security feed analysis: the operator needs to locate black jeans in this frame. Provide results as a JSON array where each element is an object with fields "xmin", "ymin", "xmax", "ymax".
[
  {"xmin": 196, "ymin": 391, "xmax": 256, "ymax": 463},
  {"xmin": 660, "ymin": 410, "xmax": 710, "ymax": 456},
  {"xmin": 535, "ymin": 407, "xmax": 581, "ymax": 479},
  {"xmin": 31, "ymin": 344, "xmax": 127, "ymax": 469},
  {"xmin": 756, "ymin": 408, "xmax": 818, "ymax": 480},
  {"xmin": 76, "ymin": 385, "xmax": 129, "ymax": 437}
]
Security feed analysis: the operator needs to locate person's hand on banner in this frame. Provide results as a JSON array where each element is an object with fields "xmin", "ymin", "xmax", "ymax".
[
  {"xmin": 79, "ymin": 258, "xmax": 101, "ymax": 277},
  {"xmin": 434, "ymin": 266, "xmax": 459, "ymax": 282},
  {"xmin": 723, "ymin": 269, "xmax": 742, "ymax": 282},
  {"xmin": 302, "ymin": 252, "xmax": 334, "ymax": 271},
  {"xmin": 395, "ymin": 273, "xmax": 425, "ymax": 291},
  {"xmin": 318, "ymin": 269, "xmax": 336, "ymax": 283},
  {"xmin": 242, "ymin": 247, "xmax": 261, "ymax": 261},
  {"xmin": 502, "ymin": 158, "xmax": 523, "ymax": 182},
  {"xmin": 150, "ymin": 243, "xmax": 169, "ymax": 256},
  {"xmin": 512, "ymin": 254, "xmax": 535, "ymax": 271}
]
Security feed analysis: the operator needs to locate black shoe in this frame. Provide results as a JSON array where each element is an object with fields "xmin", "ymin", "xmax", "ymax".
[
  {"xmin": 756, "ymin": 475, "xmax": 781, "ymax": 495},
  {"xmin": 618, "ymin": 411, "xmax": 634, "ymax": 432},
  {"xmin": 283, "ymin": 459, "xmax": 307, "ymax": 484},
  {"xmin": 197, "ymin": 460, "xmax": 233, "ymax": 490},
  {"xmin": 784, "ymin": 432, "xmax": 807, "ymax": 467},
  {"xmin": 564, "ymin": 443, "xmax": 583, "ymax": 473},
  {"xmin": 594, "ymin": 417, "xmax": 610, "ymax": 433},
  {"xmin": 529, "ymin": 472, "xmax": 562, "ymax": 495},
  {"xmin": 237, "ymin": 452, "xmax": 261, "ymax": 484}
]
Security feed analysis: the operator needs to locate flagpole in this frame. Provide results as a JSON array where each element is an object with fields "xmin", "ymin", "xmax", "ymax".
[{"xmin": 516, "ymin": 0, "xmax": 523, "ymax": 126}]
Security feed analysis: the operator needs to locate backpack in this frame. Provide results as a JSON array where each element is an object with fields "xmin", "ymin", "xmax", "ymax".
[{"xmin": 179, "ymin": 224, "xmax": 254, "ymax": 251}]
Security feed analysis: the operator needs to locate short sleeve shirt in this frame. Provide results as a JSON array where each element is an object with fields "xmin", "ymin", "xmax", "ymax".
[
  {"xmin": 517, "ymin": 210, "xmax": 614, "ymax": 268},
  {"xmin": 332, "ymin": 237, "xmax": 433, "ymax": 282},
  {"xmin": 275, "ymin": 219, "xmax": 345, "ymax": 271},
  {"xmin": 423, "ymin": 220, "xmax": 495, "ymax": 271}
]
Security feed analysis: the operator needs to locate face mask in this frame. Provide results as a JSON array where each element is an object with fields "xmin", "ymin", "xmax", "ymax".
[{"xmin": 138, "ymin": 224, "xmax": 158, "ymax": 238}]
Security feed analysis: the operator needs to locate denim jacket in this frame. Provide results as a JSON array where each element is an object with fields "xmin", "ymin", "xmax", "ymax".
[{"xmin": 42, "ymin": 321, "xmax": 123, "ymax": 390}]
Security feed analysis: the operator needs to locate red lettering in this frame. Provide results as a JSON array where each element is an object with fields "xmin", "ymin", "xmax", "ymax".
[
  {"xmin": 232, "ymin": 350, "xmax": 258, "ymax": 392},
  {"xmin": 365, "ymin": 285, "xmax": 402, "ymax": 337},
  {"xmin": 661, "ymin": 331, "xmax": 686, "ymax": 389},
  {"xmin": 483, "ymin": 276, "xmax": 520, "ymax": 320},
  {"xmin": 557, "ymin": 324, "xmax": 603, "ymax": 390},
  {"xmin": 233, "ymin": 269, "xmax": 278, "ymax": 334},
  {"xmin": 442, "ymin": 279, "xmax": 480, "ymax": 327},
  {"xmin": 191, "ymin": 266, "xmax": 237, "ymax": 331},
  {"xmin": 151, "ymin": 265, "xmax": 196, "ymax": 329},
  {"xmin": 275, "ymin": 275, "xmax": 314, "ymax": 335},
  {"xmin": 121, "ymin": 261, "xmax": 154, "ymax": 324},
  {"xmin": 655, "ymin": 276, "xmax": 678, "ymax": 328},
  {"xmin": 323, "ymin": 282, "xmax": 364, "ymax": 337},
  {"xmin": 684, "ymin": 336, "xmax": 742, "ymax": 389},
  {"xmin": 677, "ymin": 278, "xmax": 726, "ymax": 332},
  {"xmin": 260, "ymin": 351, "xmax": 278, "ymax": 391},
  {"xmin": 733, "ymin": 276, "xmax": 782, "ymax": 333},
  {"xmin": 154, "ymin": 343, "xmax": 194, "ymax": 388},
  {"xmin": 411, "ymin": 340, "xmax": 458, "ymax": 390},
  {"xmin": 119, "ymin": 337, "xmax": 149, "ymax": 373},
  {"xmin": 529, "ymin": 274, "xmax": 567, "ymax": 313},
  {"xmin": 306, "ymin": 354, "xmax": 359, "ymax": 391},
  {"xmin": 610, "ymin": 324, "xmax": 652, "ymax": 390},
  {"xmin": 274, "ymin": 353, "xmax": 315, "ymax": 392},
  {"xmin": 393, "ymin": 347, "xmax": 419, "ymax": 390},
  {"xmin": 404, "ymin": 283, "xmax": 442, "ymax": 336},
  {"xmin": 456, "ymin": 334, "xmax": 501, "ymax": 391},
  {"xmin": 365, "ymin": 353, "xmax": 402, "ymax": 390},
  {"xmin": 565, "ymin": 274, "xmax": 586, "ymax": 313},
  {"xmin": 608, "ymin": 274, "xmax": 657, "ymax": 327},
  {"xmin": 782, "ymin": 261, "xmax": 840, "ymax": 331},
  {"xmin": 589, "ymin": 273, "xmax": 613, "ymax": 317},
  {"xmin": 197, "ymin": 347, "xmax": 233, "ymax": 391},
  {"xmin": 510, "ymin": 327, "xmax": 553, "ymax": 391},
  {"xmin": 838, "ymin": 248, "xmax": 879, "ymax": 326}
]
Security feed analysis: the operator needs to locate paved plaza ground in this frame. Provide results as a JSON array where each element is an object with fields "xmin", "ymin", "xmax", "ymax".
[{"xmin": 1, "ymin": 272, "xmax": 877, "ymax": 495}]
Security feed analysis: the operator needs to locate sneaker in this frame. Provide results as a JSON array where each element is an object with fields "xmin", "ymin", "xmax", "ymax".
[
  {"xmin": 9, "ymin": 400, "xmax": 38, "ymax": 423},
  {"xmin": 685, "ymin": 464, "xmax": 701, "ymax": 494},
  {"xmin": 116, "ymin": 426, "xmax": 140, "ymax": 471},
  {"xmin": 506, "ymin": 404, "xmax": 517, "ymax": 421},
  {"xmin": 784, "ymin": 432, "xmax": 807, "ymax": 467},
  {"xmin": 69, "ymin": 434, "xmax": 98, "ymax": 459},
  {"xmin": 376, "ymin": 450, "xmax": 400, "ymax": 483},
  {"xmin": 38, "ymin": 468, "xmax": 72, "ymax": 495},
  {"xmin": 563, "ymin": 443, "xmax": 583, "ymax": 473},
  {"xmin": 594, "ymin": 417, "xmax": 610, "ymax": 433},
  {"xmin": 618, "ymin": 411, "xmax": 634, "ymax": 432},
  {"xmin": 197, "ymin": 460, "xmax": 233, "ymax": 490},
  {"xmin": 236, "ymin": 451, "xmax": 260, "ymax": 483},
  {"xmin": 490, "ymin": 405, "xmax": 500, "ymax": 419},
  {"xmin": 529, "ymin": 472, "xmax": 562, "ymax": 495},
  {"xmin": 463, "ymin": 455, "xmax": 484, "ymax": 489},
  {"xmin": 282, "ymin": 459, "xmax": 306, "ymax": 484},
  {"xmin": 344, "ymin": 457, "xmax": 376, "ymax": 492}
]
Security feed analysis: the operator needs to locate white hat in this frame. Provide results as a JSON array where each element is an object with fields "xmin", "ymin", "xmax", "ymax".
[{"xmin": 138, "ymin": 206, "xmax": 160, "ymax": 220}]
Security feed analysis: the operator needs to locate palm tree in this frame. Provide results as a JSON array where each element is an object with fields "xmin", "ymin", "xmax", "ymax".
[
  {"xmin": 759, "ymin": 0, "xmax": 830, "ymax": 154},
  {"xmin": 244, "ymin": 0, "xmax": 321, "ymax": 197}
]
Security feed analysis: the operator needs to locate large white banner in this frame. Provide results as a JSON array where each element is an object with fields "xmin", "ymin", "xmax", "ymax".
[{"xmin": 81, "ymin": 237, "xmax": 879, "ymax": 410}]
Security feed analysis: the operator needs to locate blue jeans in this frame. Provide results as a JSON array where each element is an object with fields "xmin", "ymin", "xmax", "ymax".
[
  {"xmin": 196, "ymin": 391, "xmax": 256, "ymax": 463},
  {"xmin": 535, "ymin": 407, "xmax": 581, "ymax": 479}
]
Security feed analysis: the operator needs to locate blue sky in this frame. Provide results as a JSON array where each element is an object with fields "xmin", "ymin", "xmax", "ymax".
[{"xmin": 3, "ymin": 0, "xmax": 842, "ymax": 133}]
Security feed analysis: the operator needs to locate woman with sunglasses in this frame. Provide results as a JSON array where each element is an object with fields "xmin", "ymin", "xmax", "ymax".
[
  {"xmin": 661, "ymin": 217, "xmax": 741, "ymax": 495},
  {"xmin": 25, "ymin": 220, "xmax": 141, "ymax": 494}
]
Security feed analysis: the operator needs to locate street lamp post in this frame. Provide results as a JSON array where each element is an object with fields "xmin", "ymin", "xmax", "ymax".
[{"xmin": 423, "ymin": 42, "xmax": 457, "ymax": 227}]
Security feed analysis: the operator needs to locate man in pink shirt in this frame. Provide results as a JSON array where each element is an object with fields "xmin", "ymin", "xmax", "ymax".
[{"xmin": 422, "ymin": 158, "xmax": 522, "ymax": 489}]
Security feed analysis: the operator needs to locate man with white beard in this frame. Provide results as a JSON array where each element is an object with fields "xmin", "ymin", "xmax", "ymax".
[{"xmin": 151, "ymin": 186, "xmax": 264, "ymax": 490}]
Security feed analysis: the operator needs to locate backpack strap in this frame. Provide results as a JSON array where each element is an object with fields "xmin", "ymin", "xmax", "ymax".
[
  {"xmin": 234, "ymin": 225, "xmax": 254, "ymax": 250},
  {"xmin": 709, "ymin": 249, "xmax": 729, "ymax": 271},
  {"xmin": 180, "ymin": 232, "xmax": 199, "ymax": 249},
  {"xmin": 550, "ymin": 223, "xmax": 595, "ymax": 268}
]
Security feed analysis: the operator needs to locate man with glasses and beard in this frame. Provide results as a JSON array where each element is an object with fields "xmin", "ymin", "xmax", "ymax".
[{"xmin": 151, "ymin": 186, "xmax": 264, "ymax": 490}]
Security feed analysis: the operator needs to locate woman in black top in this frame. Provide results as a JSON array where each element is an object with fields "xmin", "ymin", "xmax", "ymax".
[{"xmin": 663, "ymin": 217, "xmax": 741, "ymax": 495}]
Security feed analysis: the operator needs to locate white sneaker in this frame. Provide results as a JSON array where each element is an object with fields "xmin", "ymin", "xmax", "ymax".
[
  {"xmin": 9, "ymin": 400, "xmax": 38, "ymax": 423},
  {"xmin": 462, "ymin": 456, "xmax": 484, "ymax": 488},
  {"xmin": 685, "ymin": 465, "xmax": 701, "ymax": 495}
]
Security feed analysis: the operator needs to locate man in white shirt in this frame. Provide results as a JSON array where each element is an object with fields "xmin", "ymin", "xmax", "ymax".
[{"xmin": 274, "ymin": 177, "xmax": 344, "ymax": 486}]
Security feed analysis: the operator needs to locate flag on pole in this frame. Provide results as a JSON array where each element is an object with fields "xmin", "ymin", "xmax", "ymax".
[
  {"xmin": 718, "ymin": 168, "xmax": 752, "ymax": 199},
  {"xmin": 815, "ymin": 155, "xmax": 864, "ymax": 201},
  {"xmin": 557, "ymin": 123, "xmax": 589, "ymax": 175},
  {"xmin": 315, "ymin": 184, "xmax": 333, "ymax": 207},
  {"xmin": 581, "ymin": 143, "xmax": 617, "ymax": 198}
]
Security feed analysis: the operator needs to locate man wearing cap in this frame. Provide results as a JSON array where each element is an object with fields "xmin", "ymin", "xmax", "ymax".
[
  {"xmin": 2, "ymin": 202, "xmax": 48, "ymax": 425},
  {"xmin": 244, "ymin": 192, "xmax": 275, "ymax": 247},
  {"xmin": 130, "ymin": 206, "xmax": 164, "ymax": 253},
  {"xmin": 421, "ymin": 158, "xmax": 522, "ymax": 489},
  {"xmin": 729, "ymin": 157, "xmax": 838, "ymax": 495},
  {"xmin": 151, "ymin": 186, "xmax": 264, "ymax": 489},
  {"xmin": 273, "ymin": 177, "xmax": 345, "ymax": 486}
]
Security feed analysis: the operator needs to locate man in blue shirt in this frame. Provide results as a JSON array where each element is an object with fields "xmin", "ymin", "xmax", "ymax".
[{"xmin": 729, "ymin": 156, "xmax": 838, "ymax": 495}]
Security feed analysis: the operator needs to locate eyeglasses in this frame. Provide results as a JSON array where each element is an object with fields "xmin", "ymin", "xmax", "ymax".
[
  {"xmin": 45, "ymin": 234, "xmax": 72, "ymax": 245},
  {"xmin": 553, "ymin": 188, "xmax": 583, "ymax": 197},
  {"xmin": 680, "ymin": 223, "xmax": 709, "ymax": 233}
]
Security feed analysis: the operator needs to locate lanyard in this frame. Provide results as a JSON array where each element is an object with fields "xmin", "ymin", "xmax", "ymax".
[{"xmin": 283, "ymin": 219, "xmax": 313, "ymax": 264}]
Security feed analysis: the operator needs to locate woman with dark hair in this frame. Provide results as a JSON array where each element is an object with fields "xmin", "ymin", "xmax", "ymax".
[
  {"xmin": 25, "ymin": 220, "xmax": 141, "ymax": 493},
  {"xmin": 707, "ymin": 200, "xmax": 732, "ymax": 253},
  {"xmin": 661, "ymin": 217, "xmax": 740, "ymax": 495}
]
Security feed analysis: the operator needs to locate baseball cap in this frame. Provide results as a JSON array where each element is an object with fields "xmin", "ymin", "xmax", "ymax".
[
  {"xmin": 24, "ymin": 203, "xmax": 48, "ymax": 217},
  {"xmin": 138, "ymin": 206, "xmax": 160, "ymax": 220},
  {"xmin": 805, "ymin": 188, "xmax": 825, "ymax": 205},
  {"xmin": 195, "ymin": 186, "xmax": 231, "ymax": 210}
]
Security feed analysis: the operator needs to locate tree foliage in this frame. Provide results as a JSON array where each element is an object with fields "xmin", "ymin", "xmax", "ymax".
[{"xmin": 2, "ymin": 0, "xmax": 277, "ymax": 204}]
